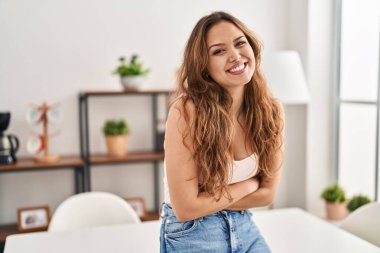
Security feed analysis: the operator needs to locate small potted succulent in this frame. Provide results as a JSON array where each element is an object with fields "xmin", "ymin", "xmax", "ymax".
[
  {"xmin": 321, "ymin": 183, "xmax": 347, "ymax": 220},
  {"xmin": 103, "ymin": 119, "xmax": 130, "ymax": 157},
  {"xmin": 113, "ymin": 55, "xmax": 150, "ymax": 90},
  {"xmin": 346, "ymin": 194, "xmax": 372, "ymax": 213}
]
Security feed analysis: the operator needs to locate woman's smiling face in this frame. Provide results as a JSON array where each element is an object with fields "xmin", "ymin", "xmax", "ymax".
[{"xmin": 206, "ymin": 21, "xmax": 255, "ymax": 90}]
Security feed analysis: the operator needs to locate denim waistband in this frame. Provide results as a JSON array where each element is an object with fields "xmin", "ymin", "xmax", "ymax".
[{"xmin": 160, "ymin": 202, "xmax": 248, "ymax": 219}]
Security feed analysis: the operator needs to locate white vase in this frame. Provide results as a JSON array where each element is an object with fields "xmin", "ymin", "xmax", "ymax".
[{"xmin": 120, "ymin": 76, "xmax": 145, "ymax": 90}]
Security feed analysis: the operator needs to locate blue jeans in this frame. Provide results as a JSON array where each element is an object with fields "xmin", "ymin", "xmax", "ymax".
[{"xmin": 160, "ymin": 203, "xmax": 271, "ymax": 253}]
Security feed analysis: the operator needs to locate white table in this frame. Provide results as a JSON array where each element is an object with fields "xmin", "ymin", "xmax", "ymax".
[{"xmin": 4, "ymin": 208, "xmax": 380, "ymax": 253}]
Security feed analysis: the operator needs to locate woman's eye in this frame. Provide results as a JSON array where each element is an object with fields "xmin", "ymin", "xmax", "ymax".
[
  {"xmin": 213, "ymin": 49, "xmax": 224, "ymax": 55},
  {"xmin": 212, "ymin": 42, "xmax": 245, "ymax": 55}
]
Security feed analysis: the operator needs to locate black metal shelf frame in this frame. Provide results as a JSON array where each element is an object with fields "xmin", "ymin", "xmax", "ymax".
[{"xmin": 78, "ymin": 91, "xmax": 170, "ymax": 209}]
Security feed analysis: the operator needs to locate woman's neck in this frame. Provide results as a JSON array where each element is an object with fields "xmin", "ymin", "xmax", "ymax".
[{"xmin": 226, "ymin": 86, "xmax": 245, "ymax": 119}]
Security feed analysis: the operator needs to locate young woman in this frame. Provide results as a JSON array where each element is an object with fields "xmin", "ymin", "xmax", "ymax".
[{"xmin": 160, "ymin": 11, "xmax": 284, "ymax": 253}]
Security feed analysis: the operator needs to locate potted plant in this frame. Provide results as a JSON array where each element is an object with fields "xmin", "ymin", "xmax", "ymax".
[
  {"xmin": 346, "ymin": 194, "xmax": 372, "ymax": 213},
  {"xmin": 103, "ymin": 119, "xmax": 130, "ymax": 157},
  {"xmin": 113, "ymin": 55, "xmax": 150, "ymax": 90},
  {"xmin": 321, "ymin": 183, "xmax": 347, "ymax": 220}
]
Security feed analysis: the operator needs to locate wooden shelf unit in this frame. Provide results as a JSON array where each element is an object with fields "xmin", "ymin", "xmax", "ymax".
[
  {"xmin": 0, "ymin": 155, "xmax": 85, "ymax": 193},
  {"xmin": 0, "ymin": 224, "xmax": 19, "ymax": 245},
  {"xmin": 0, "ymin": 156, "xmax": 83, "ymax": 172},
  {"xmin": 0, "ymin": 156, "xmax": 86, "ymax": 247},
  {"xmin": 0, "ymin": 152, "xmax": 163, "ymax": 245},
  {"xmin": 78, "ymin": 88, "xmax": 171, "ymax": 217},
  {"xmin": 141, "ymin": 211, "xmax": 160, "ymax": 222},
  {"xmin": 80, "ymin": 89, "xmax": 172, "ymax": 96},
  {"xmin": 90, "ymin": 151, "xmax": 164, "ymax": 165},
  {"xmin": 0, "ymin": 89, "xmax": 171, "ymax": 247}
]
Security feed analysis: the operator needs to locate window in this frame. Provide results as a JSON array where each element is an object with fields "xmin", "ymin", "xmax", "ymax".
[{"xmin": 336, "ymin": 0, "xmax": 380, "ymax": 201}]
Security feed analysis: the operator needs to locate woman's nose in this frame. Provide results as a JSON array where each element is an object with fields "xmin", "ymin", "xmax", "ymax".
[{"xmin": 229, "ymin": 49, "xmax": 241, "ymax": 62}]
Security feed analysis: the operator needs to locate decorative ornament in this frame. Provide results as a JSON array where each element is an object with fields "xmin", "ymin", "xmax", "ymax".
[{"xmin": 26, "ymin": 102, "xmax": 62, "ymax": 163}]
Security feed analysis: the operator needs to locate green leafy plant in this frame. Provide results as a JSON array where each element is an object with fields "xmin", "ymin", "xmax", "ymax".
[
  {"xmin": 103, "ymin": 119, "xmax": 130, "ymax": 136},
  {"xmin": 346, "ymin": 194, "xmax": 371, "ymax": 212},
  {"xmin": 113, "ymin": 55, "xmax": 150, "ymax": 77},
  {"xmin": 321, "ymin": 183, "xmax": 346, "ymax": 203}
]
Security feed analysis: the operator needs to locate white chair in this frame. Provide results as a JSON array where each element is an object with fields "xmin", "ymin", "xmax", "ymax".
[
  {"xmin": 339, "ymin": 202, "xmax": 380, "ymax": 247},
  {"xmin": 48, "ymin": 191, "xmax": 141, "ymax": 232}
]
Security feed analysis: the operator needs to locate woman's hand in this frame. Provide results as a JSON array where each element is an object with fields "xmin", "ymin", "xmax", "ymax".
[{"xmin": 223, "ymin": 177, "xmax": 260, "ymax": 211}]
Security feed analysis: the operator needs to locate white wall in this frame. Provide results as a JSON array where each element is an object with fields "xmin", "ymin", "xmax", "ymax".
[
  {"xmin": 306, "ymin": 0, "xmax": 335, "ymax": 216},
  {"xmin": 0, "ymin": 0, "xmax": 293, "ymax": 223},
  {"xmin": 273, "ymin": 0, "xmax": 336, "ymax": 216},
  {"xmin": 0, "ymin": 0, "xmax": 337, "ymax": 223},
  {"xmin": 273, "ymin": 0, "xmax": 309, "ymax": 209}
]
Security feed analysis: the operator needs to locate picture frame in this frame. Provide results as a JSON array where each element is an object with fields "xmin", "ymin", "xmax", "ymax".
[
  {"xmin": 17, "ymin": 206, "xmax": 51, "ymax": 232},
  {"xmin": 124, "ymin": 197, "xmax": 147, "ymax": 219}
]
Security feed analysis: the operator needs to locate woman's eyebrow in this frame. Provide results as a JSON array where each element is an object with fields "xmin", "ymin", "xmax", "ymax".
[{"xmin": 208, "ymin": 36, "xmax": 245, "ymax": 50}]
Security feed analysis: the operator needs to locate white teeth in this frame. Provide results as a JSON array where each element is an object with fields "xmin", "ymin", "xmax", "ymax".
[{"xmin": 229, "ymin": 63, "xmax": 245, "ymax": 73}]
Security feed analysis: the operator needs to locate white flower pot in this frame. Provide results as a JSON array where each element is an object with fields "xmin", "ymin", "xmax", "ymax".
[{"xmin": 120, "ymin": 76, "xmax": 145, "ymax": 90}]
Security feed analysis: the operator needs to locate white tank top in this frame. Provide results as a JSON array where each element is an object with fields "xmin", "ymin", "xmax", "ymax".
[{"xmin": 163, "ymin": 153, "xmax": 258, "ymax": 204}]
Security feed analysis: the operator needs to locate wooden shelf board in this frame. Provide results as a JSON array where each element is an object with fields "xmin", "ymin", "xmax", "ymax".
[
  {"xmin": 0, "ymin": 224, "xmax": 18, "ymax": 243},
  {"xmin": 0, "ymin": 155, "xmax": 83, "ymax": 172},
  {"xmin": 0, "ymin": 223, "xmax": 44, "ymax": 243},
  {"xmin": 90, "ymin": 151, "xmax": 164, "ymax": 165},
  {"xmin": 81, "ymin": 89, "xmax": 173, "ymax": 96},
  {"xmin": 141, "ymin": 211, "xmax": 160, "ymax": 222}
]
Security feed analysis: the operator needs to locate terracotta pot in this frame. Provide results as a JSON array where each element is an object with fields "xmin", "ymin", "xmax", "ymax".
[
  {"xmin": 325, "ymin": 201, "xmax": 347, "ymax": 220},
  {"xmin": 105, "ymin": 135, "xmax": 128, "ymax": 157}
]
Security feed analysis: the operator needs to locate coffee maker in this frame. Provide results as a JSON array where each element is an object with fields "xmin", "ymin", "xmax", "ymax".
[{"xmin": 0, "ymin": 112, "xmax": 19, "ymax": 164}]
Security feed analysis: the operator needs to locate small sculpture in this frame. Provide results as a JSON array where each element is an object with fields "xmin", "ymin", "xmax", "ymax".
[{"xmin": 26, "ymin": 102, "xmax": 62, "ymax": 163}]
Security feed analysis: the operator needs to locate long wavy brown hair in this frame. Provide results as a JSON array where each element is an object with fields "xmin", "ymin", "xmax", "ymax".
[{"xmin": 170, "ymin": 11, "xmax": 283, "ymax": 201}]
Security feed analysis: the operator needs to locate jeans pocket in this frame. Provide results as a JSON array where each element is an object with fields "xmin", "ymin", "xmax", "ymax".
[{"xmin": 165, "ymin": 217, "xmax": 198, "ymax": 238}]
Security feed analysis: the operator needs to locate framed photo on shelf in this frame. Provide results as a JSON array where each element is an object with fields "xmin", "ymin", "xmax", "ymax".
[
  {"xmin": 17, "ymin": 206, "xmax": 51, "ymax": 232},
  {"xmin": 124, "ymin": 197, "xmax": 147, "ymax": 219}
]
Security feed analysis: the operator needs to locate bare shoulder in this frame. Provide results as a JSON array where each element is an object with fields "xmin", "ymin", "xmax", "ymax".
[
  {"xmin": 167, "ymin": 98, "xmax": 196, "ymax": 132},
  {"xmin": 169, "ymin": 98, "xmax": 196, "ymax": 117}
]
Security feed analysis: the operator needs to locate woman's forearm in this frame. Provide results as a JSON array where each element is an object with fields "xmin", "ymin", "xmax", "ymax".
[
  {"xmin": 193, "ymin": 179, "xmax": 257, "ymax": 216},
  {"xmin": 224, "ymin": 187, "xmax": 274, "ymax": 210},
  {"xmin": 226, "ymin": 159, "xmax": 283, "ymax": 211},
  {"xmin": 173, "ymin": 178, "xmax": 258, "ymax": 221}
]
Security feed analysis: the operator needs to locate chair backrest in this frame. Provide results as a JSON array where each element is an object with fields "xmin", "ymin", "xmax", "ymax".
[
  {"xmin": 339, "ymin": 202, "xmax": 380, "ymax": 247},
  {"xmin": 48, "ymin": 191, "xmax": 141, "ymax": 232}
]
